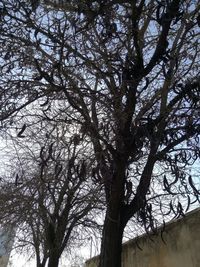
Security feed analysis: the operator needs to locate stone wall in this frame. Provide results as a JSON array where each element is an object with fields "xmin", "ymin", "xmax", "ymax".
[{"xmin": 85, "ymin": 208, "xmax": 200, "ymax": 267}]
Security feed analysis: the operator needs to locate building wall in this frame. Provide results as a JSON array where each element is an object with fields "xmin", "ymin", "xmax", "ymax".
[
  {"xmin": 0, "ymin": 227, "xmax": 15, "ymax": 267},
  {"xmin": 85, "ymin": 208, "xmax": 200, "ymax": 267},
  {"xmin": 0, "ymin": 255, "xmax": 10, "ymax": 267}
]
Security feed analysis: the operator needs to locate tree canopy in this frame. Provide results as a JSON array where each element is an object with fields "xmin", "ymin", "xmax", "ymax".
[
  {"xmin": 0, "ymin": 120, "xmax": 102, "ymax": 267},
  {"xmin": 0, "ymin": 1, "xmax": 200, "ymax": 267}
]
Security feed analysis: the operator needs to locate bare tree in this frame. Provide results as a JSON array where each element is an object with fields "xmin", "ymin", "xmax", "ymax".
[
  {"xmin": 0, "ymin": 1, "xmax": 200, "ymax": 267},
  {"xmin": 0, "ymin": 121, "xmax": 103, "ymax": 267}
]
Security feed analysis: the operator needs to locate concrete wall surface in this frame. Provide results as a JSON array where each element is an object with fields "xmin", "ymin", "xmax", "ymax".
[
  {"xmin": 0, "ymin": 227, "xmax": 15, "ymax": 267},
  {"xmin": 0, "ymin": 255, "xmax": 10, "ymax": 267},
  {"xmin": 85, "ymin": 208, "xmax": 200, "ymax": 267}
]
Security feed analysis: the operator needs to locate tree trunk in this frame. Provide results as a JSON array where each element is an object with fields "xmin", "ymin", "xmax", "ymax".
[
  {"xmin": 36, "ymin": 254, "xmax": 46, "ymax": 267},
  {"xmin": 99, "ymin": 154, "xmax": 127, "ymax": 267},
  {"xmin": 99, "ymin": 210, "xmax": 124, "ymax": 267},
  {"xmin": 47, "ymin": 252, "xmax": 60, "ymax": 267}
]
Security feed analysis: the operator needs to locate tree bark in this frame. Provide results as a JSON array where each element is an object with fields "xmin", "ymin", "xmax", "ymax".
[
  {"xmin": 36, "ymin": 254, "xmax": 46, "ymax": 267},
  {"xmin": 99, "ymin": 146, "xmax": 127, "ymax": 267},
  {"xmin": 99, "ymin": 211, "xmax": 124, "ymax": 267},
  {"xmin": 47, "ymin": 251, "xmax": 60, "ymax": 267}
]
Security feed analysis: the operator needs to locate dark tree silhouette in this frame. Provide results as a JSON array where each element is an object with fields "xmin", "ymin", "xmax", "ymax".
[
  {"xmin": 0, "ymin": 1, "xmax": 200, "ymax": 267},
  {"xmin": 0, "ymin": 122, "xmax": 102, "ymax": 267}
]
